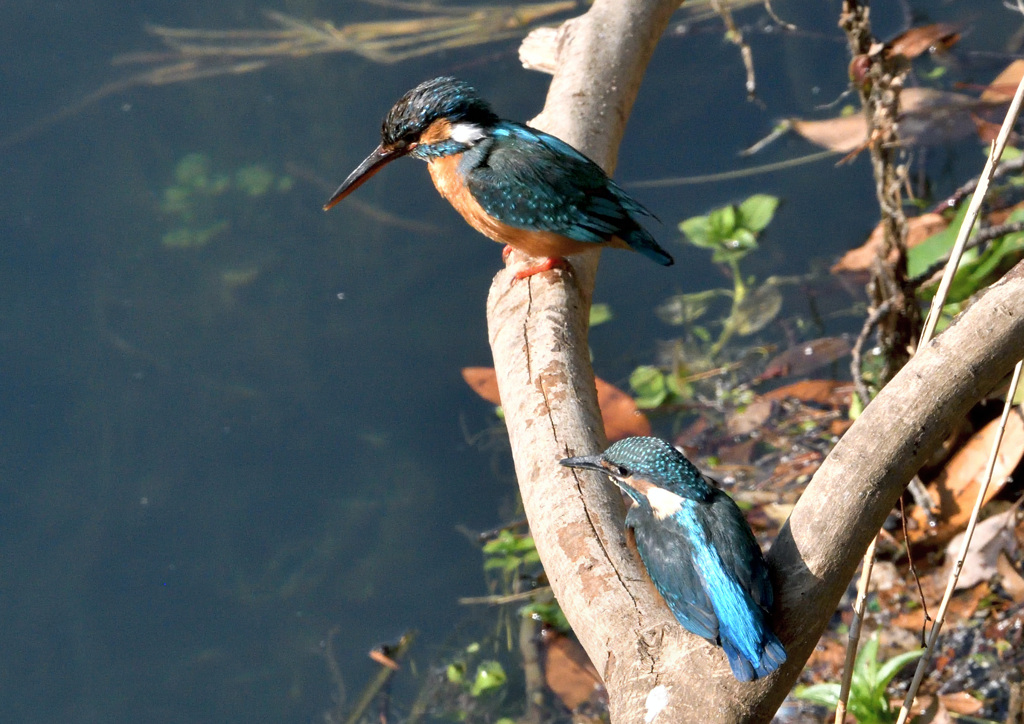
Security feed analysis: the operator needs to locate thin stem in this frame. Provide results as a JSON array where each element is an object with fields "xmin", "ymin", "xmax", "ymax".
[
  {"xmin": 920, "ymin": 70, "xmax": 1024, "ymax": 346},
  {"xmin": 894, "ymin": 360, "xmax": 1023, "ymax": 724},
  {"xmin": 834, "ymin": 534, "xmax": 878, "ymax": 724}
]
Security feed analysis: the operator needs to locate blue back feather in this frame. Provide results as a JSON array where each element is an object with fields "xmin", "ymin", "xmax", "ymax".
[{"xmin": 461, "ymin": 123, "xmax": 673, "ymax": 265}]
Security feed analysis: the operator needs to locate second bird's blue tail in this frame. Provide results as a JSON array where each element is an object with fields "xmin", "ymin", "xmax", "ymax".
[{"xmin": 721, "ymin": 629, "xmax": 786, "ymax": 682}]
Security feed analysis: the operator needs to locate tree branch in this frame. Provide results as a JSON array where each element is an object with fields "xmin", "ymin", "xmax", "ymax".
[{"xmin": 488, "ymin": 0, "xmax": 1024, "ymax": 720}]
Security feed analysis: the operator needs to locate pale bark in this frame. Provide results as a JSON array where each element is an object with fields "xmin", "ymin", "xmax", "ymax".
[{"xmin": 485, "ymin": 1, "xmax": 1024, "ymax": 721}]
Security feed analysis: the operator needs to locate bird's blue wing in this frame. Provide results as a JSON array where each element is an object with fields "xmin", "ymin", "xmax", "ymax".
[
  {"xmin": 701, "ymin": 488, "xmax": 786, "ymax": 680},
  {"xmin": 705, "ymin": 485, "xmax": 774, "ymax": 610},
  {"xmin": 462, "ymin": 123, "xmax": 672, "ymax": 264},
  {"xmin": 627, "ymin": 505, "xmax": 719, "ymax": 641}
]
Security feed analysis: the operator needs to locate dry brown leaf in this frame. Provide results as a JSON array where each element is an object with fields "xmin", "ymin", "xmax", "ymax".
[
  {"xmin": 596, "ymin": 377, "xmax": 652, "ymax": 442},
  {"xmin": 791, "ymin": 88, "xmax": 972, "ymax": 154},
  {"xmin": 763, "ymin": 379, "xmax": 854, "ymax": 408},
  {"xmin": 758, "ymin": 337, "xmax": 852, "ymax": 381},
  {"xmin": 726, "ymin": 399, "xmax": 775, "ymax": 436},
  {"xmin": 541, "ymin": 631, "xmax": 605, "ymax": 711},
  {"xmin": 832, "ymin": 212, "xmax": 948, "ymax": 276},
  {"xmin": 461, "ymin": 366, "xmax": 501, "ymax": 405},
  {"xmin": 461, "ymin": 367, "xmax": 650, "ymax": 442},
  {"xmin": 790, "ymin": 114, "xmax": 867, "ymax": 153},
  {"xmin": 997, "ymin": 552, "xmax": 1024, "ymax": 602},
  {"xmin": 946, "ymin": 508, "xmax": 1019, "ymax": 590},
  {"xmin": 887, "ymin": 23, "xmax": 960, "ymax": 59},
  {"xmin": 892, "ymin": 582, "xmax": 991, "ymax": 631},
  {"xmin": 909, "ymin": 409, "xmax": 1024, "ymax": 546},
  {"xmin": 939, "ymin": 692, "xmax": 984, "ymax": 716},
  {"xmin": 981, "ymin": 59, "xmax": 1024, "ymax": 103}
]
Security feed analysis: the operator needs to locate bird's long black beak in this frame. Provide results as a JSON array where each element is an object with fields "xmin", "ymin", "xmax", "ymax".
[
  {"xmin": 559, "ymin": 454, "xmax": 606, "ymax": 473},
  {"xmin": 323, "ymin": 142, "xmax": 413, "ymax": 211}
]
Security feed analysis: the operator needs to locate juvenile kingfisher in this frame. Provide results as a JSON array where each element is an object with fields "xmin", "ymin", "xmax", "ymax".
[
  {"xmin": 560, "ymin": 436, "xmax": 786, "ymax": 681},
  {"xmin": 323, "ymin": 77, "xmax": 674, "ymax": 279}
]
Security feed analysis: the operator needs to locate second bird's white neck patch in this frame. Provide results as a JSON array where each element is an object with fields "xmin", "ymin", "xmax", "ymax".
[
  {"xmin": 646, "ymin": 487, "xmax": 684, "ymax": 520},
  {"xmin": 449, "ymin": 122, "xmax": 485, "ymax": 145}
]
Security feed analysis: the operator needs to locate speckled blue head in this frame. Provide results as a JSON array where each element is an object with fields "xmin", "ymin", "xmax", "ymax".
[
  {"xmin": 560, "ymin": 436, "xmax": 713, "ymax": 504},
  {"xmin": 381, "ymin": 76, "xmax": 499, "ymax": 147},
  {"xmin": 323, "ymin": 77, "xmax": 500, "ymax": 210}
]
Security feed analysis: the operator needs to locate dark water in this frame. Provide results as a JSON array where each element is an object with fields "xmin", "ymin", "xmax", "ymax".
[{"xmin": 0, "ymin": 0, "xmax": 1014, "ymax": 721}]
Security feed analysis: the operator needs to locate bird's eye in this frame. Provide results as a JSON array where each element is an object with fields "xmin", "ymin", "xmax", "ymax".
[{"xmin": 610, "ymin": 464, "xmax": 629, "ymax": 477}]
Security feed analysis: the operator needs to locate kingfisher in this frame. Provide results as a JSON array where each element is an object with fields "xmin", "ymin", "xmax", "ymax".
[
  {"xmin": 560, "ymin": 436, "xmax": 786, "ymax": 682},
  {"xmin": 323, "ymin": 77, "xmax": 674, "ymax": 279}
]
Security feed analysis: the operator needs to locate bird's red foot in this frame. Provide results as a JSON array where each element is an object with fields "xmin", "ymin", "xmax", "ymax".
[{"xmin": 514, "ymin": 256, "xmax": 570, "ymax": 281}]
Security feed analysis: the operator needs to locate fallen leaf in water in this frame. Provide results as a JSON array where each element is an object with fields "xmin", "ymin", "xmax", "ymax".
[
  {"xmin": 792, "ymin": 88, "xmax": 1004, "ymax": 155},
  {"xmin": 763, "ymin": 379, "xmax": 855, "ymax": 408},
  {"xmin": 733, "ymin": 281, "xmax": 783, "ymax": 336},
  {"xmin": 790, "ymin": 114, "xmax": 867, "ymax": 153},
  {"xmin": 461, "ymin": 367, "xmax": 650, "ymax": 442},
  {"xmin": 541, "ymin": 630, "xmax": 605, "ymax": 712},
  {"xmin": 758, "ymin": 337, "xmax": 852, "ymax": 381},
  {"xmin": 981, "ymin": 59, "xmax": 1024, "ymax": 102},
  {"xmin": 909, "ymin": 410, "xmax": 1024, "ymax": 545},
  {"xmin": 887, "ymin": 23, "xmax": 961, "ymax": 59},
  {"xmin": 462, "ymin": 366, "xmax": 502, "ymax": 404},
  {"xmin": 832, "ymin": 212, "xmax": 948, "ymax": 277}
]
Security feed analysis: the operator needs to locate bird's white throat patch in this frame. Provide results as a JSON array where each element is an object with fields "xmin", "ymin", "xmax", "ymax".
[
  {"xmin": 449, "ymin": 122, "xmax": 485, "ymax": 145},
  {"xmin": 646, "ymin": 486, "xmax": 684, "ymax": 520}
]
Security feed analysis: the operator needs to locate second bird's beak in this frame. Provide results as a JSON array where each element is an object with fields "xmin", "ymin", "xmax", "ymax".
[
  {"xmin": 559, "ymin": 454, "xmax": 605, "ymax": 473},
  {"xmin": 323, "ymin": 142, "xmax": 414, "ymax": 211}
]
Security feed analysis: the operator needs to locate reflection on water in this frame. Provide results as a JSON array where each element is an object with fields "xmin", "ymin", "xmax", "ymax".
[{"xmin": 0, "ymin": 0, "xmax": 1014, "ymax": 720}]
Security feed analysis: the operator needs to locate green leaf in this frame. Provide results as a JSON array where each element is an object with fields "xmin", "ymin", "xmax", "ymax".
[
  {"xmin": 732, "ymin": 281, "xmax": 783, "ymax": 335},
  {"xmin": 469, "ymin": 660, "xmax": 507, "ymax": 697},
  {"xmin": 520, "ymin": 600, "xmax": 570, "ymax": 632},
  {"xmin": 907, "ymin": 202, "xmax": 969, "ymax": 278},
  {"xmin": 589, "ymin": 303, "xmax": 613, "ymax": 327},
  {"xmin": 484, "ymin": 557, "xmax": 511, "ymax": 571},
  {"xmin": 737, "ymin": 194, "xmax": 779, "ymax": 232},
  {"xmin": 630, "ymin": 366, "xmax": 667, "ymax": 408},
  {"xmin": 875, "ymin": 648, "xmax": 924, "ymax": 690},
  {"xmin": 655, "ymin": 289, "xmax": 727, "ymax": 325},
  {"xmin": 731, "ymin": 228, "xmax": 759, "ymax": 249},
  {"xmin": 447, "ymin": 662, "xmax": 466, "ymax": 684},
  {"xmin": 793, "ymin": 683, "xmax": 841, "ymax": 707},
  {"xmin": 708, "ymin": 205, "xmax": 738, "ymax": 241},
  {"xmin": 680, "ymin": 215, "xmax": 712, "ymax": 246}
]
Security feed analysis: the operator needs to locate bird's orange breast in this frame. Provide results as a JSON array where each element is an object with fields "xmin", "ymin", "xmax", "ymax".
[{"xmin": 426, "ymin": 154, "xmax": 605, "ymax": 259}]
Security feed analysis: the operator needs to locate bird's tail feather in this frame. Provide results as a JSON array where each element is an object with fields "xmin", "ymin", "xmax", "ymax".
[
  {"xmin": 624, "ymin": 228, "xmax": 674, "ymax": 266},
  {"xmin": 722, "ymin": 632, "xmax": 786, "ymax": 682}
]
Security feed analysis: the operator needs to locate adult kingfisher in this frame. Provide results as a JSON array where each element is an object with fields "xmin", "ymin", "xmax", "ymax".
[
  {"xmin": 560, "ymin": 436, "xmax": 786, "ymax": 682},
  {"xmin": 323, "ymin": 77, "xmax": 674, "ymax": 279}
]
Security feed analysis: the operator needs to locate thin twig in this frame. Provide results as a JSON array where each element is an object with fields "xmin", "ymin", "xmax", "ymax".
[
  {"xmin": 892, "ymin": 64, "xmax": 1024, "ymax": 724},
  {"xmin": 762, "ymin": 0, "xmax": 797, "ymax": 31},
  {"xmin": 920, "ymin": 69, "xmax": 1024, "ymax": 345},
  {"xmin": 459, "ymin": 587, "xmax": 552, "ymax": 605},
  {"xmin": 834, "ymin": 534, "xmax": 878, "ymax": 724},
  {"xmin": 899, "ymin": 496, "xmax": 931, "ymax": 645},
  {"xmin": 712, "ymin": 0, "xmax": 757, "ymax": 99},
  {"xmin": 931, "ymin": 156, "xmax": 1024, "ymax": 213},
  {"xmin": 849, "ymin": 298, "xmax": 893, "ymax": 408},
  {"xmin": 894, "ymin": 361, "xmax": 1024, "ymax": 724},
  {"xmin": 344, "ymin": 631, "xmax": 416, "ymax": 724}
]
